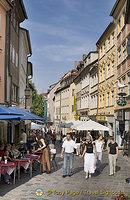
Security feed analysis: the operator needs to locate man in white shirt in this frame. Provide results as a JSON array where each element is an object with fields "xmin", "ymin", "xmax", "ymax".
[
  {"xmin": 95, "ymin": 135, "xmax": 104, "ymax": 172},
  {"xmin": 21, "ymin": 129, "xmax": 27, "ymax": 150},
  {"xmin": 60, "ymin": 133, "xmax": 79, "ymax": 177}
]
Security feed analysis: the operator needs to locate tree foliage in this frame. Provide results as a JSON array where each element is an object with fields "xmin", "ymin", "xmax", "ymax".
[{"xmin": 29, "ymin": 81, "xmax": 44, "ymax": 117}]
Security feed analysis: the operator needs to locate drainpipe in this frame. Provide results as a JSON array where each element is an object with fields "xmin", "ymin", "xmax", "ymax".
[{"xmin": 5, "ymin": 9, "xmax": 12, "ymax": 107}]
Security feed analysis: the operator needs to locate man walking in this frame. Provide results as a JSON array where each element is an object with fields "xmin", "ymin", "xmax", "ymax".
[
  {"xmin": 108, "ymin": 136, "xmax": 119, "ymax": 176},
  {"xmin": 60, "ymin": 133, "xmax": 79, "ymax": 177}
]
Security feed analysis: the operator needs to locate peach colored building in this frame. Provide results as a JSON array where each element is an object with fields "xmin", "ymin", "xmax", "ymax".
[{"xmin": 0, "ymin": 1, "xmax": 11, "ymax": 103}]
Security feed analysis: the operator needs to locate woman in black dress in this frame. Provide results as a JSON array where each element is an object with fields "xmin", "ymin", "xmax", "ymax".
[{"xmin": 80, "ymin": 136, "xmax": 97, "ymax": 179}]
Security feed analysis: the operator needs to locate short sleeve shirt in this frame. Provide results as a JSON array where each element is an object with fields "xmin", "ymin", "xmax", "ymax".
[
  {"xmin": 108, "ymin": 142, "xmax": 118, "ymax": 154},
  {"xmin": 62, "ymin": 139, "xmax": 77, "ymax": 153}
]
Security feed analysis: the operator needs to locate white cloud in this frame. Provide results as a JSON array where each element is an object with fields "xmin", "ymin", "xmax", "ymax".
[
  {"xmin": 35, "ymin": 43, "xmax": 94, "ymax": 62},
  {"xmin": 22, "ymin": 21, "xmax": 90, "ymax": 44}
]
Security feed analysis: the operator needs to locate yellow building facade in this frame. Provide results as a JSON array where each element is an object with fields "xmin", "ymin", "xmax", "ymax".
[
  {"xmin": 69, "ymin": 82, "xmax": 76, "ymax": 121},
  {"xmin": 96, "ymin": 22, "xmax": 116, "ymax": 135},
  {"xmin": 110, "ymin": 0, "xmax": 130, "ymax": 140}
]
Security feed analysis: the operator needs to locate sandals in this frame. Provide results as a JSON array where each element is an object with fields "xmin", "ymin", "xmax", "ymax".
[{"xmin": 89, "ymin": 174, "xmax": 92, "ymax": 178}]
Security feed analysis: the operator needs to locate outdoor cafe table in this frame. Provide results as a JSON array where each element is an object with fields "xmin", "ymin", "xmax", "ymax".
[
  {"xmin": 12, "ymin": 158, "xmax": 32, "ymax": 180},
  {"xmin": 24, "ymin": 154, "xmax": 41, "ymax": 161},
  {"xmin": 24, "ymin": 154, "xmax": 42, "ymax": 172},
  {"xmin": 0, "ymin": 161, "xmax": 16, "ymax": 184}
]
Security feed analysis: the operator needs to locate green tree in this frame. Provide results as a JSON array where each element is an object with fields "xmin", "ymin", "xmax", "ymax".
[{"xmin": 29, "ymin": 81, "xmax": 44, "ymax": 117}]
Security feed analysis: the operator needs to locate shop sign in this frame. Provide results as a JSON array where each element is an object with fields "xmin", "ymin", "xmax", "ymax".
[
  {"xmin": 117, "ymin": 99, "xmax": 127, "ymax": 106},
  {"xmin": 96, "ymin": 116, "xmax": 107, "ymax": 122}
]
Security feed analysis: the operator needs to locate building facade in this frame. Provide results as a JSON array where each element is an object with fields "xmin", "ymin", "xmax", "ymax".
[
  {"xmin": 47, "ymin": 82, "xmax": 60, "ymax": 125},
  {"xmin": 74, "ymin": 52, "xmax": 98, "ymax": 121},
  {"xmin": 0, "ymin": 0, "xmax": 12, "ymax": 143},
  {"xmin": 110, "ymin": 0, "xmax": 130, "ymax": 144},
  {"xmin": 19, "ymin": 27, "xmax": 32, "ymax": 109},
  {"xmin": 96, "ymin": 22, "xmax": 116, "ymax": 136},
  {"xmin": 5, "ymin": 0, "xmax": 28, "ymax": 106}
]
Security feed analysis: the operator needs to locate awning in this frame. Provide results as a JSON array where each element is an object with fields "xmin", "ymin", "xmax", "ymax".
[
  {"xmin": 0, "ymin": 115, "xmax": 21, "ymax": 120},
  {"xmin": 0, "ymin": 105, "xmax": 23, "ymax": 115},
  {"xmin": 72, "ymin": 120, "xmax": 109, "ymax": 131},
  {"xmin": 8, "ymin": 106, "xmax": 44, "ymax": 121},
  {"xmin": 31, "ymin": 122, "xmax": 44, "ymax": 130},
  {"xmin": 59, "ymin": 120, "xmax": 83, "ymax": 128}
]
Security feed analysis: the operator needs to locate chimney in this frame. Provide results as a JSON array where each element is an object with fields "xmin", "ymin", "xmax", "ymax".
[
  {"xmin": 75, "ymin": 61, "xmax": 78, "ymax": 69},
  {"xmin": 83, "ymin": 54, "xmax": 87, "ymax": 61}
]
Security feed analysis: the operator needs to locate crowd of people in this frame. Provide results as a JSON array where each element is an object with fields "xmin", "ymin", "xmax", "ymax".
[
  {"xmin": 0, "ymin": 127, "xmax": 119, "ymax": 184},
  {"xmin": 0, "ymin": 128, "xmax": 57, "ymax": 185},
  {"xmin": 61, "ymin": 132, "xmax": 119, "ymax": 179}
]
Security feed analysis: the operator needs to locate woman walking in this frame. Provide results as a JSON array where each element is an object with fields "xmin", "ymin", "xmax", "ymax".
[{"xmin": 80, "ymin": 136, "xmax": 97, "ymax": 179}]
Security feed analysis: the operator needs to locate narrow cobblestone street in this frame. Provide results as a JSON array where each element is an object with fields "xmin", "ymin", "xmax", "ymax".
[{"xmin": 0, "ymin": 143, "xmax": 130, "ymax": 200}]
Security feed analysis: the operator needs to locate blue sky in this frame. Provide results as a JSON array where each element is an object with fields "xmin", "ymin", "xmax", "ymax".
[{"xmin": 22, "ymin": 0, "xmax": 116, "ymax": 94}]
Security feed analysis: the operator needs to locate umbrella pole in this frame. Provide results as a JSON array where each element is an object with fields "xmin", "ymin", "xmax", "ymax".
[{"xmin": 11, "ymin": 121, "xmax": 14, "ymax": 143}]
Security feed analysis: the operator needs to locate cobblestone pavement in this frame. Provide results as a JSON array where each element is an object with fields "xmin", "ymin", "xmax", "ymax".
[{"xmin": 0, "ymin": 143, "xmax": 130, "ymax": 200}]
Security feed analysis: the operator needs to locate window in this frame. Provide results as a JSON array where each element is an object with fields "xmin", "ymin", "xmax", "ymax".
[
  {"xmin": 123, "ymin": 42, "xmax": 126, "ymax": 60},
  {"xmin": 12, "ymin": 47, "xmax": 15, "ymax": 64},
  {"xmin": 16, "ymin": 52, "xmax": 18, "ymax": 67},
  {"xmin": 112, "ymin": 91, "xmax": 114, "ymax": 106},
  {"xmin": 101, "ymin": 47, "xmax": 102, "ymax": 56},
  {"xmin": 12, "ymin": 84, "xmax": 18, "ymax": 102},
  {"xmin": 104, "ymin": 43, "xmax": 106, "ymax": 54},
  {"xmin": 112, "ymin": 61, "xmax": 114, "ymax": 75},
  {"xmin": 107, "ymin": 92, "xmax": 110, "ymax": 106},
  {"xmin": 112, "ymin": 32, "xmax": 114, "ymax": 46},
  {"xmin": 118, "ymin": 47, "xmax": 121, "ymax": 64},
  {"xmin": 103, "ymin": 94, "xmax": 104, "ymax": 107},
  {"xmin": 103, "ymin": 69, "xmax": 105, "ymax": 80},
  {"xmin": 100, "ymin": 95, "xmax": 102, "ymax": 108},
  {"xmin": 72, "ymin": 89, "xmax": 74, "ymax": 96},
  {"xmin": 118, "ymin": 18, "xmax": 121, "ymax": 33},
  {"xmin": 128, "ymin": 75, "xmax": 130, "ymax": 95},
  {"xmin": 108, "ymin": 64, "xmax": 110, "ymax": 77},
  {"xmin": 72, "ymin": 105, "xmax": 74, "ymax": 112},
  {"xmin": 123, "ymin": 76, "xmax": 126, "ymax": 85},
  {"xmin": 100, "ymin": 70, "xmax": 102, "ymax": 81},
  {"xmin": 108, "ymin": 37, "xmax": 110, "ymax": 49}
]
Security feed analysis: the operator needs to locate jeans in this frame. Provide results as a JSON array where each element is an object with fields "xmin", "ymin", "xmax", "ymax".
[
  {"xmin": 23, "ymin": 143, "xmax": 27, "ymax": 150},
  {"xmin": 4, "ymin": 173, "xmax": 11, "ymax": 181},
  {"xmin": 63, "ymin": 153, "xmax": 73, "ymax": 176},
  {"xmin": 97, "ymin": 152, "xmax": 102, "ymax": 171}
]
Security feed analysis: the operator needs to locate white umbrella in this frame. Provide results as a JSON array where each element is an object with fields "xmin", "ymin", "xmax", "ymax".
[
  {"xmin": 71, "ymin": 120, "xmax": 86, "ymax": 129},
  {"xmin": 31, "ymin": 122, "xmax": 44, "ymax": 130},
  {"xmin": 59, "ymin": 120, "xmax": 82, "ymax": 128},
  {"xmin": 73, "ymin": 120, "xmax": 109, "ymax": 131}
]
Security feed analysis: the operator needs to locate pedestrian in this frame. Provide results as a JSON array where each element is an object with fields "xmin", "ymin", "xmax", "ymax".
[
  {"xmin": 80, "ymin": 136, "xmax": 97, "ymax": 179},
  {"xmin": 35, "ymin": 133, "xmax": 51, "ymax": 174},
  {"xmin": 75, "ymin": 134, "xmax": 81, "ymax": 155},
  {"xmin": 20, "ymin": 129, "xmax": 27, "ymax": 150},
  {"xmin": 108, "ymin": 136, "xmax": 118, "ymax": 176},
  {"xmin": 95, "ymin": 134, "xmax": 104, "ymax": 173},
  {"xmin": 60, "ymin": 133, "xmax": 79, "ymax": 177},
  {"xmin": 52, "ymin": 131, "xmax": 56, "ymax": 145}
]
